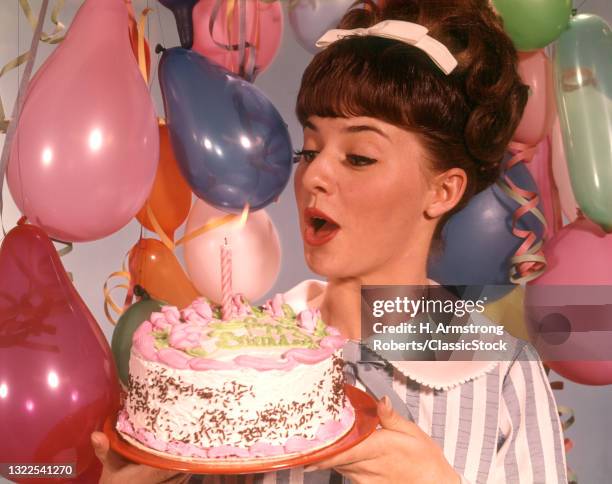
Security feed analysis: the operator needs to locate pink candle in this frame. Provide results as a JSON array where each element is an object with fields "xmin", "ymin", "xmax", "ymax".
[{"xmin": 220, "ymin": 238, "xmax": 233, "ymax": 320}]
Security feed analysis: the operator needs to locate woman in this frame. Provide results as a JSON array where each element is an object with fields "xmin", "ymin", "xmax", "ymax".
[{"xmin": 92, "ymin": 0, "xmax": 568, "ymax": 482}]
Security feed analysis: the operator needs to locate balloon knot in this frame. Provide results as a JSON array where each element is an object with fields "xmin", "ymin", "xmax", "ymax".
[
  {"xmin": 155, "ymin": 44, "xmax": 166, "ymax": 54},
  {"xmin": 133, "ymin": 284, "xmax": 150, "ymax": 300}
]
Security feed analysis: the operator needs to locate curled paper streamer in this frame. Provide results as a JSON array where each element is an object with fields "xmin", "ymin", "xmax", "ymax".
[
  {"xmin": 0, "ymin": 0, "xmax": 65, "ymax": 134},
  {"xmin": 208, "ymin": 0, "xmax": 259, "ymax": 81},
  {"xmin": 135, "ymin": 6, "xmax": 152, "ymax": 84},
  {"xmin": 103, "ymin": 253, "xmax": 132, "ymax": 325},
  {"xmin": 496, "ymin": 141, "xmax": 548, "ymax": 283}
]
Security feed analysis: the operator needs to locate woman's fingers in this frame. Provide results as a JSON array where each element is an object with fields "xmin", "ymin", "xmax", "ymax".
[
  {"xmin": 139, "ymin": 467, "xmax": 188, "ymax": 484},
  {"xmin": 91, "ymin": 432, "xmax": 110, "ymax": 464},
  {"xmin": 305, "ymin": 432, "xmax": 387, "ymax": 471},
  {"xmin": 377, "ymin": 396, "xmax": 426, "ymax": 438},
  {"xmin": 91, "ymin": 431, "xmax": 186, "ymax": 484},
  {"xmin": 91, "ymin": 432, "xmax": 130, "ymax": 470},
  {"xmin": 161, "ymin": 473, "xmax": 193, "ymax": 484}
]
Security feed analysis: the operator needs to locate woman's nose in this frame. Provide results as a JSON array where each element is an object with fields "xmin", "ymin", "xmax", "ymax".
[{"xmin": 299, "ymin": 151, "xmax": 335, "ymax": 195}]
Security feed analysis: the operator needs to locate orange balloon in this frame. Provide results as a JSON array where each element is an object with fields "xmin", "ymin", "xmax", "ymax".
[
  {"xmin": 136, "ymin": 124, "xmax": 192, "ymax": 239},
  {"xmin": 128, "ymin": 238, "xmax": 201, "ymax": 309}
]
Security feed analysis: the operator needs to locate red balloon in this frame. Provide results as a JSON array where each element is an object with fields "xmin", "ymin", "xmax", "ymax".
[{"xmin": 0, "ymin": 223, "xmax": 120, "ymax": 480}]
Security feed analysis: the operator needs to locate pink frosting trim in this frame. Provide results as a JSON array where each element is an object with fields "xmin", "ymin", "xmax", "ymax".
[
  {"xmin": 116, "ymin": 405, "xmax": 355, "ymax": 459},
  {"xmin": 161, "ymin": 306, "xmax": 181, "ymax": 325},
  {"xmin": 263, "ymin": 294, "xmax": 284, "ymax": 317},
  {"xmin": 249, "ymin": 442, "xmax": 286, "ymax": 457},
  {"xmin": 188, "ymin": 358, "xmax": 237, "ymax": 370},
  {"xmin": 208, "ymin": 446, "xmax": 251, "ymax": 458},
  {"xmin": 297, "ymin": 308, "xmax": 320, "ymax": 333},
  {"xmin": 133, "ymin": 334, "xmax": 158, "ymax": 361},
  {"xmin": 157, "ymin": 348, "xmax": 191, "ymax": 369},
  {"xmin": 233, "ymin": 355, "xmax": 298, "ymax": 371},
  {"xmin": 284, "ymin": 347, "xmax": 335, "ymax": 364},
  {"xmin": 284, "ymin": 436, "xmax": 322, "ymax": 453},
  {"xmin": 134, "ymin": 336, "xmax": 344, "ymax": 370}
]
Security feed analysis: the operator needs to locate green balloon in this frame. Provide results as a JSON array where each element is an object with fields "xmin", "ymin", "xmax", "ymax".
[
  {"xmin": 111, "ymin": 296, "xmax": 164, "ymax": 385},
  {"xmin": 493, "ymin": 0, "xmax": 572, "ymax": 51},
  {"xmin": 554, "ymin": 14, "xmax": 612, "ymax": 232}
]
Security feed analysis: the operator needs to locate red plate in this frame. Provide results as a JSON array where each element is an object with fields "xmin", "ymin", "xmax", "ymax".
[{"xmin": 104, "ymin": 384, "xmax": 378, "ymax": 474}]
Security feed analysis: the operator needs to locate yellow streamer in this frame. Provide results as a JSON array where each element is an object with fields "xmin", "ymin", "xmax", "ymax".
[
  {"xmin": 103, "ymin": 253, "xmax": 131, "ymax": 325},
  {"xmin": 557, "ymin": 405, "xmax": 575, "ymax": 432},
  {"xmin": 0, "ymin": 0, "xmax": 65, "ymax": 134},
  {"xmin": 176, "ymin": 211, "xmax": 243, "ymax": 246},
  {"xmin": 137, "ymin": 7, "xmax": 153, "ymax": 84},
  {"xmin": 19, "ymin": 0, "xmax": 66, "ymax": 44},
  {"xmin": 145, "ymin": 203, "xmax": 175, "ymax": 250}
]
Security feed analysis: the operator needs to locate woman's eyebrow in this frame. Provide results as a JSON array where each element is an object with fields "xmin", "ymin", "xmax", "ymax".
[{"xmin": 344, "ymin": 125, "xmax": 390, "ymax": 140}]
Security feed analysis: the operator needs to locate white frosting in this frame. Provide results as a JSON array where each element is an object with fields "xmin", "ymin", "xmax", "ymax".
[{"xmin": 125, "ymin": 349, "xmax": 348, "ymax": 449}]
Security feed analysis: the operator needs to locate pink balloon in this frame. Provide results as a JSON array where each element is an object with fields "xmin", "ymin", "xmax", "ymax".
[
  {"xmin": 192, "ymin": 0, "xmax": 282, "ymax": 78},
  {"xmin": 513, "ymin": 50, "xmax": 555, "ymax": 145},
  {"xmin": 551, "ymin": 117, "xmax": 579, "ymax": 222},
  {"xmin": 523, "ymin": 139, "xmax": 558, "ymax": 241},
  {"xmin": 525, "ymin": 217, "xmax": 612, "ymax": 385},
  {"xmin": 184, "ymin": 200, "xmax": 281, "ymax": 303},
  {"xmin": 0, "ymin": 223, "xmax": 120, "ymax": 477},
  {"xmin": 7, "ymin": 0, "xmax": 158, "ymax": 242}
]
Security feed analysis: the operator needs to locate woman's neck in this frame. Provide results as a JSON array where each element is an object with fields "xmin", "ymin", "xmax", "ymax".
[{"xmin": 321, "ymin": 264, "xmax": 430, "ymax": 340}]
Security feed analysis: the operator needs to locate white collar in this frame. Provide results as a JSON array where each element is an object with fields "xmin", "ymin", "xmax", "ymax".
[{"xmin": 283, "ymin": 279, "xmax": 498, "ymax": 391}]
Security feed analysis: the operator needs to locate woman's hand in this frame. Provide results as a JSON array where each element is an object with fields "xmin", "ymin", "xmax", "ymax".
[
  {"xmin": 305, "ymin": 396, "xmax": 461, "ymax": 484},
  {"xmin": 91, "ymin": 432, "xmax": 191, "ymax": 484}
]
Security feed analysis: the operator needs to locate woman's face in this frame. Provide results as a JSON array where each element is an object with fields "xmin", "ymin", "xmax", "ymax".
[{"xmin": 294, "ymin": 115, "xmax": 438, "ymax": 282}]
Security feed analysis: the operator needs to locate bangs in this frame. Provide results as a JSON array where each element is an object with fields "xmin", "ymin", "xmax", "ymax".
[{"xmin": 295, "ymin": 36, "xmax": 466, "ymax": 135}]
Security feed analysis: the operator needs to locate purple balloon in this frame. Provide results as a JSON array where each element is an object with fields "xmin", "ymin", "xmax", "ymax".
[{"xmin": 288, "ymin": 0, "xmax": 361, "ymax": 54}]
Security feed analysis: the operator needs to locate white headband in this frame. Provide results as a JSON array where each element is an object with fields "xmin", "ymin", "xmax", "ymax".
[{"xmin": 315, "ymin": 19, "xmax": 458, "ymax": 75}]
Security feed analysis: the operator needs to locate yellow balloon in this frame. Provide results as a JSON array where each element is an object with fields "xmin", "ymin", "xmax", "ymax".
[{"xmin": 483, "ymin": 286, "xmax": 529, "ymax": 341}]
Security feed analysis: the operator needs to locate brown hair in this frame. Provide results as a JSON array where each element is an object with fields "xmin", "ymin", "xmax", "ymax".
[{"xmin": 295, "ymin": 0, "xmax": 528, "ymax": 239}]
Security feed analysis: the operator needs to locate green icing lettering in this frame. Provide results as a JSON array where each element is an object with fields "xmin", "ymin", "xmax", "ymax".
[
  {"xmin": 186, "ymin": 347, "xmax": 208, "ymax": 357},
  {"xmin": 203, "ymin": 316, "xmax": 326, "ymax": 350},
  {"xmin": 152, "ymin": 331, "xmax": 169, "ymax": 350},
  {"xmin": 314, "ymin": 318, "xmax": 327, "ymax": 338},
  {"xmin": 217, "ymin": 331, "xmax": 243, "ymax": 349},
  {"xmin": 281, "ymin": 303, "xmax": 296, "ymax": 320},
  {"xmin": 251, "ymin": 305, "xmax": 265, "ymax": 317}
]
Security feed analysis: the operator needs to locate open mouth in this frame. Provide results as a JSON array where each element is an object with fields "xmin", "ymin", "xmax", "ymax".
[{"xmin": 304, "ymin": 208, "xmax": 340, "ymax": 246}]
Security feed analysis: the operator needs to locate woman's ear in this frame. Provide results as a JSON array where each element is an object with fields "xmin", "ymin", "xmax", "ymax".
[{"xmin": 424, "ymin": 168, "xmax": 467, "ymax": 219}]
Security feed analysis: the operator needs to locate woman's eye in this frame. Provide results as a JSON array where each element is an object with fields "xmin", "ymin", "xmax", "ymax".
[
  {"xmin": 293, "ymin": 149, "xmax": 318, "ymax": 164},
  {"xmin": 346, "ymin": 154, "xmax": 377, "ymax": 167}
]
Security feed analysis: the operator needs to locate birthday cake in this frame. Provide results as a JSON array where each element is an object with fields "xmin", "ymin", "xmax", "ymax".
[{"xmin": 116, "ymin": 294, "xmax": 354, "ymax": 459}]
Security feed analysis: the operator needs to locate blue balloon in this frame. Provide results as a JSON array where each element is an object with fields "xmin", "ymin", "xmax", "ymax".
[
  {"xmin": 159, "ymin": 48, "xmax": 293, "ymax": 212},
  {"xmin": 428, "ymin": 161, "xmax": 545, "ymax": 300}
]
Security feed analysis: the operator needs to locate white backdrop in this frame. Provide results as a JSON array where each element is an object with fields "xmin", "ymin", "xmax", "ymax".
[{"xmin": 1, "ymin": 1, "xmax": 610, "ymax": 482}]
